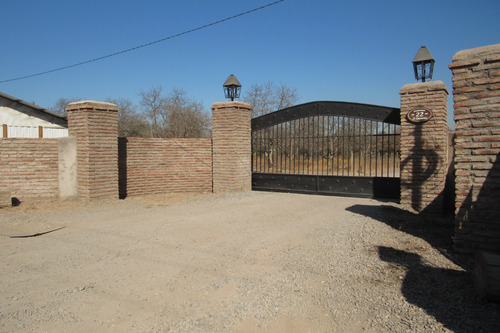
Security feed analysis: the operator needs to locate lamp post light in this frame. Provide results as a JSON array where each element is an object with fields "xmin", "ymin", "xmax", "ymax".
[
  {"xmin": 223, "ymin": 74, "xmax": 241, "ymax": 101},
  {"xmin": 412, "ymin": 46, "xmax": 435, "ymax": 82}
]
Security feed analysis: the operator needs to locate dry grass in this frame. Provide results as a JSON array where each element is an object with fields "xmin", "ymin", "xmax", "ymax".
[{"xmin": 253, "ymin": 156, "xmax": 400, "ymax": 177}]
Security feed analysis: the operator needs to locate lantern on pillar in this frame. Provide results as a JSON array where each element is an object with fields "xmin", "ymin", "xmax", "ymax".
[
  {"xmin": 412, "ymin": 46, "xmax": 435, "ymax": 82},
  {"xmin": 223, "ymin": 74, "xmax": 241, "ymax": 101}
]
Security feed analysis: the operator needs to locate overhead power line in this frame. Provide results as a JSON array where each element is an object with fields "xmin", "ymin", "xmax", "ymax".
[{"xmin": 0, "ymin": 0, "xmax": 285, "ymax": 84}]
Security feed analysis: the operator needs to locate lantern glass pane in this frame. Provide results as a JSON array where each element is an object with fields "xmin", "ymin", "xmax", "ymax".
[
  {"xmin": 424, "ymin": 63, "xmax": 432, "ymax": 80},
  {"xmin": 416, "ymin": 63, "xmax": 423, "ymax": 80}
]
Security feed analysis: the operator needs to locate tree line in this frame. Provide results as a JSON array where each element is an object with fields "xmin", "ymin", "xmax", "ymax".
[{"xmin": 51, "ymin": 82, "xmax": 298, "ymax": 138}]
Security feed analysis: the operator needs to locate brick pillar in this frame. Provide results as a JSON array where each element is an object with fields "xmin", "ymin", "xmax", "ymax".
[
  {"xmin": 211, "ymin": 101, "xmax": 253, "ymax": 193},
  {"xmin": 449, "ymin": 44, "xmax": 500, "ymax": 253},
  {"xmin": 66, "ymin": 101, "xmax": 119, "ymax": 200},
  {"xmin": 399, "ymin": 81, "xmax": 449, "ymax": 215}
]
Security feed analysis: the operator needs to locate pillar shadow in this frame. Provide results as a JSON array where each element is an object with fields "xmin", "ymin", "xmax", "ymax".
[
  {"xmin": 346, "ymin": 204, "xmax": 459, "ymax": 266},
  {"xmin": 378, "ymin": 246, "xmax": 500, "ymax": 332},
  {"xmin": 118, "ymin": 137, "xmax": 128, "ymax": 199},
  {"xmin": 400, "ymin": 124, "xmax": 440, "ymax": 213},
  {"xmin": 455, "ymin": 152, "xmax": 500, "ymax": 253},
  {"xmin": 346, "ymin": 197, "xmax": 500, "ymax": 330}
]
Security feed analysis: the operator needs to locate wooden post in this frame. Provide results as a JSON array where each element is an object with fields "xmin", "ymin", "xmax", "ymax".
[
  {"xmin": 38, "ymin": 126, "xmax": 43, "ymax": 138},
  {"xmin": 2, "ymin": 124, "xmax": 7, "ymax": 138}
]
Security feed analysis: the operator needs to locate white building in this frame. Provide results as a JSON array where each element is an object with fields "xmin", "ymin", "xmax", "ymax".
[{"xmin": 0, "ymin": 92, "xmax": 68, "ymax": 138}]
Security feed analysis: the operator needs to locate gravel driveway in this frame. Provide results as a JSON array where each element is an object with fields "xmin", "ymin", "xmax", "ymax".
[{"xmin": 0, "ymin": 191, "xmax": 499, "ymax": 332}]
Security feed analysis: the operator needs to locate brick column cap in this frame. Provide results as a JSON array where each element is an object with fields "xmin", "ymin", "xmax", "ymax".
[
  {"xmin": 211, "ymin": 101, "xmax": 253, "ymax": 111},
  {"xmin": 449, "ymin": 43, "xmax": 500, "ymax": 69},
  {"xmin": 66, "ymin": 100, "xmax": 118, "ymax": 112},
  {"xmin": 400, "ymin": 81, "xmax": 448, "ymax": 95}
]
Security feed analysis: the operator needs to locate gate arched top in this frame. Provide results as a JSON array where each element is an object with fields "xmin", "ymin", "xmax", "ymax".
[{"xmin": 251, "ymin": 101, "xmax": 400, "ymax": 130}]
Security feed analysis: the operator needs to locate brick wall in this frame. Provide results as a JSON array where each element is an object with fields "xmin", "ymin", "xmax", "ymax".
[
  {"xmin": 449, "ymin": 44, "xmax": 500, "ymax": 253},
  {"xmin": 119, "ymin": 137, "xmax": 212, "ymax": 197},
  {"xmin": 211, "ymin": 101, "xmax": 253, "ymax": 192},
  {"xmin": 399, "ymin": 81, "xmax": 449, "ymax": 215},
  {"xmin": 1, "ymin": 99, "xmax": 254, "ymax": 203},
  {"xmin": 0, "ymin": 138, "xmax": 60, "ymax": 198}
]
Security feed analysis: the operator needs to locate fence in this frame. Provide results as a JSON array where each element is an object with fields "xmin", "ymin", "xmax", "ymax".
[
  {"xmin": 1, "ymin": 124, "xmax": 68, "ymax": 138},
  {"xmin": 0, "ymin": 100, "xmax": 252, "ymax": 201}
]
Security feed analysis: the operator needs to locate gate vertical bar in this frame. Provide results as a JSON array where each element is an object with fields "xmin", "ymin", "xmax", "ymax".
[
  {"xmin": 338, "ymin": 116, "xmax": 341, "ymax": 176},
  {"xmin": 316, "ymin": 115, "xmax": 323, "ymax": 175},
  {"xmin": 368, "ymin": 120, "xmax": 372, "ymax": 176},
  {"xmin": 348, "ymin": 118, "xmax": 351, "ymax": 176},
  {"xmin": 321, "ymin": 115, "xmax": 325, "ymax": 175},
  {"xmin": 307, "ymin": 116, "xmax": 310, "ymax": 174},
  {"xmin": 393, "ymin": 124, "xmax": 396, "ymax": 177},
  {"xmin": 383, "ymin": 123, "xmax": 387, "ymax": 177},
  {"xmin": 358, "ymin": 118, "xmax": 362, "ymax": 176},
  {"xmin": 363, "ymin": 119, "xmax": 367, "ymax": 176},
  {"xmin": 375, "ymin": 121, "xmax": 379, "ymax": 177},
  {"xmin": 342, "ymin": 117, "xmax": 345, "ymax": 176},
  {"xmin": 262, "ymin": 128, "xmax": 265, "ymax": 173},
  {"xmin": 266, "ymin": 127, "xmax": 269, "ymax": 173},
  {"xmin": 280, "ymin": 122, "xmax": 284, "ymax": 173},
  {"xmin": 297, "ymin": 118, "xmax": 304, "ymax": 174},
  {"xmin": 292, "ymin": 119, "xmax": 295, "ymax": 174},
  {"xmin": 251, "ymin": 129, "xmax": 254, "ymax": 173}
]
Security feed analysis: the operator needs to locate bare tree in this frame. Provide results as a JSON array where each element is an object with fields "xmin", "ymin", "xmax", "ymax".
[
  {"xmin": 106, "ymin": 98, "xmax": 149, "ymax": 137},
  {"xmin": 139, "ymin": 86, "xmax": 165, "ymax": 138},
  {"xmin": 243, "ymin": 81, "xmax": 274, "ymax": 118},
  {"xmin": 245, "ymin": 82, "xmax": 299, "ymax": 167},
  {"xmin": 50, "ymin": 97, "xmax": 83, "ymax": 116},
  {"xmin": 140, "ymin": 87, "xmax": 210, "ymax": 138},
  {"xmin": 163, "ymin": 89, "xmax": 210, "ymax": 138},
  {"xmin": 243, "ymin": 82, "xmax": 299, "ymax": 118},
  {"xmin": 274, "ymin": 83, "xmax": 299, "ymax": 111}
]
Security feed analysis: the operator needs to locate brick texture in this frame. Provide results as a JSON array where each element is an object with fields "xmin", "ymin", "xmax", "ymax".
[
  {"xmin": 211, "ymin": 102, "xmax": 253, "ymax": 193},
  {"xmin": 399, "ymin": 81, "xmax": 449, "ymax": 215},
  {"xmin": 449, "ymin": 44, "xmax": 500, "ymax": 253},
  {"xmin": 0, "ymin": 138, "xmax": 59, "ymax": 199},
  {"xmin": 66, "ymin": 101, "xmax": 119, "ymax": 200},
  {"xmin": 2, "ymin": 100, "xmax": 253, "ymax": 202},
  {"xmin": 118, "ymin": 137, "xmax": 212, "ymax": 197}
]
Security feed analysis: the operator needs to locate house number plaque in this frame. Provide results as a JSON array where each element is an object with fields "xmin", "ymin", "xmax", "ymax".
[{"xmin": 406, "ymin": 108, "xmax": 433, "ymax": 123}]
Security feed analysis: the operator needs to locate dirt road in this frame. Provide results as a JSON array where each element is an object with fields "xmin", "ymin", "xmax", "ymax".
[{"xmin": 0, "ymin": 192, "xmax": 498, "ymax": 332}]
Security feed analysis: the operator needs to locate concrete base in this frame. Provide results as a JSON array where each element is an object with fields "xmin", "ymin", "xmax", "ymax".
[
  {"xmin": 58, "ymin": 136, "xmax": 78, "ymax": 199},
  {"xmin": 0, "ymin": 190, "xmax": 12, "ymax": 208}
]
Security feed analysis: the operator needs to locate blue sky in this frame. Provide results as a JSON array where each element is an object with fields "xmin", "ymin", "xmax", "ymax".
[{"xmin": 1, "ymin": 0, "xmax": 499, "ymax": 127}]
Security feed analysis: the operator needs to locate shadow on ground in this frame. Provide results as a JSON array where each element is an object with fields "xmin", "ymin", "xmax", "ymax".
[
  {"xmin": 347, "ymin": 204, "xmax": 500, "ymax": 332},
  {"xmin": 347, "ymin": 204, "xmax": 458, "ymax": 266}
]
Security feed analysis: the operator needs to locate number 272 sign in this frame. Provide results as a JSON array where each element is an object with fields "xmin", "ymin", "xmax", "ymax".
[{"xmin": 406, "ymin": 108, "xmax": 433, "ymax": 123}]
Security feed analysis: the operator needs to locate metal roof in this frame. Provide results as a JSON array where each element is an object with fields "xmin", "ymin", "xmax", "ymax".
[
  {"xmin": 223, "ymin": 74, "xmax": 241, "ymax": 87},
  {"xmin": 0, "ymin": 91, "xmax": 67, "ymax": 121},
  {"xmin": 412, "ymin": 46, "xmax": 434, "ymax": 63}
]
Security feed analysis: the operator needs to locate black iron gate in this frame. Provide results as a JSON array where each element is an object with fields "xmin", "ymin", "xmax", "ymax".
[{"xmin": 251, "ymin": 101, "xmax": 401, "ymax": 199}]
